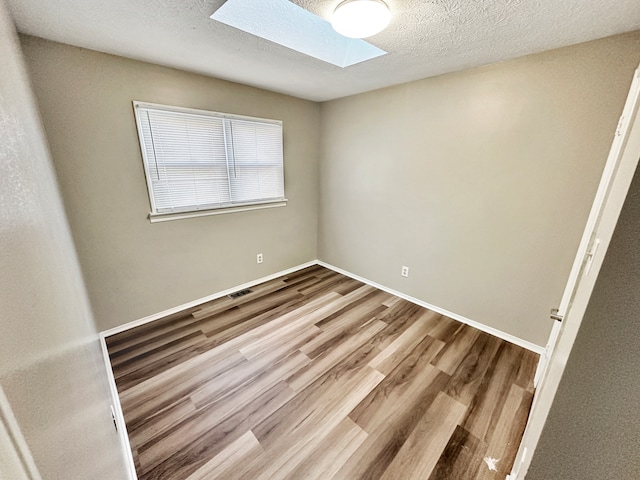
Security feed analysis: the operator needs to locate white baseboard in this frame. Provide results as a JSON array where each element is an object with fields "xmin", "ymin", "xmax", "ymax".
[
  {"xmin": 100, "ymin": 260, "xmax": 317, "ymax": 338},
  {"xmin": 98, "ymin": 334, "xmax": 138, "ymax": 479},
  {"xmin": 317, "ymin": 261, "xmax": 545, "ymax": 355},
  {"xmin": 101, "ymin": 258, "xmax": 544, "ymax": 355}
]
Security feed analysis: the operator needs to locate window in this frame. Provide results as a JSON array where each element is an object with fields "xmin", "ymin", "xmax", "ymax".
[{"xmin": 133, "ymin": 102, "xmax": 286, "ymax": 221}]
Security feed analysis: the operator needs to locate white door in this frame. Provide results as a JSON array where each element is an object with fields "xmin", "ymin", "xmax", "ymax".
[{"xmin": 509, "ymin": 65, "xmax": 640, "ymax": 479}]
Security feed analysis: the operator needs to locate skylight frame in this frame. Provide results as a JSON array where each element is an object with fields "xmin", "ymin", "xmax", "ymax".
[{"xmin": 210, "ymin": 0, "xmax": 387, "ymax": 68}]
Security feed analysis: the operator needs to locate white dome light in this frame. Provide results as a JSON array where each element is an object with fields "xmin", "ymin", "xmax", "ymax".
[{"xmin": 331, "ymin": 0, "xmax": 391, "ymax": 39}]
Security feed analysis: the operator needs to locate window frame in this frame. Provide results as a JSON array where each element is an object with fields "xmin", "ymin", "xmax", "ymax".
[{"xmin": 132, "ymin": 101, "xmax": 287, "ymax": 222}]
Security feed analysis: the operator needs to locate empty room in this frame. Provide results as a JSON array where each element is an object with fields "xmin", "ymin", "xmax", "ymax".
[{"xmin": 2, "ymin": 1, "xmax": 640, "ymax": 479}]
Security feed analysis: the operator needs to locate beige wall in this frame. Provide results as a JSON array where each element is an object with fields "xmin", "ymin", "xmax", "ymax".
[
  {"xmin": 0, "ymin": 2, "xmax": 127, "ymax": 478},
  {"xmin": 319, "ymin": 32, "xmax": 640, "ymax": 346},
  {"xmin": 527, "ymin": 149, "xmax": 640, "ymax": 479},
  {"xmin": 20, "ymin": 36, "xmax": 321, "ymax": 332},
  {"xmin": 18, "ymin": 32, "xmax": 640, "ymax": 346}
]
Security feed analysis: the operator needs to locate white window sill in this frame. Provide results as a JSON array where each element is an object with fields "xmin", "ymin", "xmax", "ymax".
[{"xmin": 148, "ymin": 200, "xmax": 287, "ymax": 223}]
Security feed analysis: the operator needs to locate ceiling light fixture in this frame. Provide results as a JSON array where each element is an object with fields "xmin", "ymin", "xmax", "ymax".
[{"xmin": 331, "ymin": 0, "xmax": 391, "ymax": 39}]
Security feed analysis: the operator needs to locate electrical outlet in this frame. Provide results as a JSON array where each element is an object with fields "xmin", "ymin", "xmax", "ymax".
[
  {"xmin": 401, "ymin": 266, "xmax": 409, "ymax": 277},
  {"xmin": 257, "ymin": 253, "xmax": 263, "ymax": 264}
]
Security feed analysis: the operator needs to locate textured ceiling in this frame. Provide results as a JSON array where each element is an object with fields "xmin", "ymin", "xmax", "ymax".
[{"xmin": 7, "ymin": 0, "xmax": 640, "ymax": 101}]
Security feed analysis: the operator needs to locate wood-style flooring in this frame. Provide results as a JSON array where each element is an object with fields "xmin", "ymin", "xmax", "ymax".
[{"xmin": 106, "ymin": 265, "xmax": 538, "ymax": 480}]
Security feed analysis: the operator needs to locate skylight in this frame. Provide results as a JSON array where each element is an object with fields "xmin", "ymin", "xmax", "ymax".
[{"xmin": 210, "ymin": 0, "xmax": 387, "ymax": 68}]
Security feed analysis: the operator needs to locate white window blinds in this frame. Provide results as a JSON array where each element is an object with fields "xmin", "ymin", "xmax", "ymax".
[{"xmin": 133, "ymin": 102, "xmax": 285, "ymax": 216}]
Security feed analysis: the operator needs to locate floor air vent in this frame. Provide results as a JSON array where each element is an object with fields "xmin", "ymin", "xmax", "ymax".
[{"xmin": 228, "ymin": 288, "xmax": 252, "ymax": 299}]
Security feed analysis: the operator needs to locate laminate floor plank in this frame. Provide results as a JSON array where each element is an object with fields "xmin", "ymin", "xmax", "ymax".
[
  {"xmin": 288, "ymin": 319, "xmax": 387, "ymax": 392},
  {"xmin": 313, "ymin": 289, "xmax": 389, "ymax": 331},
  {"xmin": 379, "ymin": 391, "xmax": 468, "ymax": 480},
  {"xmin": 461, "ymin": 342, "xmax": 525, "ymax": 442},
  {"xmin": 110, "ymin": 327, "xmax": 205, "ymax": 367},
  {"xmin": 429, "ymin": 315, "xmax": 464, "ymax": 342},
  {"xmin": 183, "ymin": 430, "xmax": 263, "ymax": 480},
  {"xmin": 515, "ymin": 349, "xmax": 539, "ymax": 393},
  {"xmin": 300, "ymin": 299, "xmax": 388, "ymax": 359},
  {"xmin": 107, "ymin": 312, "xmax": 202, "ymax": 355},
  {"xmin": 281, "ymin": 264, "xmax": 325, "ymax": 282},
  {"xmin": 245, "ymin": 367, "xmax": 384, "ymax": 480},
  {"xmin": 118, "ymin": 349, "xmax": 244, "ymax": 412},
  {"xmin": 333, "ymin": 277, "xmax": 366, "ymax": 295},
  {"xmin": 108, "ymin": 272, "xmax": 309, "ymax": 355},
  {"xmin": 196, "ymin": 289, "xmax": 305, "ymax": 336},
  {"xmin": 253, "ymin": 362, "xmax": 382, "ymax": 450},
  {"xmin": 369, "ymin": 310, "xmax": 441, "ymax": 375},
  {"xmin": 431, "ymin": 325, "xmax": 482, "ymax": 375},
  {"xmin": 137, "ymin": 351, "xmax": 311, "ymax": 472},
  {"xmin": 139, "ymin": 380, "xmax": 295, "ymax": 480},
  {"xmin": 297, "ymin": 272, "xmax": 347, "ymax": 296},
  {"xmin": 198, "ymin": 294, "xmax": 308, "ymax": 347},
  {"xmin": 473, "ymin": 384, "xmax": 534, "ymax": 480},
  {"xmin": 121, "ymin": 351, "xmax": 248, "ymax": 431},
  {"xmin": 444, "ymin": 332, "xmax": 503, "ymax": 406},
  {"xmin": 106, "ymin": 266, "xmax": 539, "ymax": 480},
  {"xmin": 282, "ymin": 417, "xmax": 368, "ymax": 480},
  {"xmin": 190, "ymin": 342, "xmax": 313, "ymax": 410},
  {"xmin": 350, "ymin": 337, "xmax": 446, "ymax": 433},
  {"xmin": 114, "ymin": 335, "xmax": 210, "ymax": 393},
  {"xmin": 428, "ymin": 425, "xmax": 487, "ymax": 480},
  {"xmin": 190, "ymin": 279, "xmax": 291, "ymax": 320},
  {"xmin": 112, "ymin": 329, "xmax": 206, "ymax": 375},
  {"xmin": 369, "ymin": 301, "xmax": 434, "ymax": 352},
  {"xmin": 128, "ymin": 397, "xmax": 197, "ymax": 451},
  {"xmin": 334, "ymin": 368, "xmax": 452, "ymax": 480},
  {"xmin": 120, "ymin": 289, "xmax": 344, "ymax": 414}
]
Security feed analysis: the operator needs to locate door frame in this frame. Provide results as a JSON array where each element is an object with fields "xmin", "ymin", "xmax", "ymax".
[
  {"xmin": 509, "ymin": 65, "xmax": 640, "ymax": 479},
  {"xmin": 0, "ymin": 386, "xmax": 41, "ymax": 480},
  {"xmin": 533, "ymin": 64, "xmax": 640, "ymax": 388}
]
